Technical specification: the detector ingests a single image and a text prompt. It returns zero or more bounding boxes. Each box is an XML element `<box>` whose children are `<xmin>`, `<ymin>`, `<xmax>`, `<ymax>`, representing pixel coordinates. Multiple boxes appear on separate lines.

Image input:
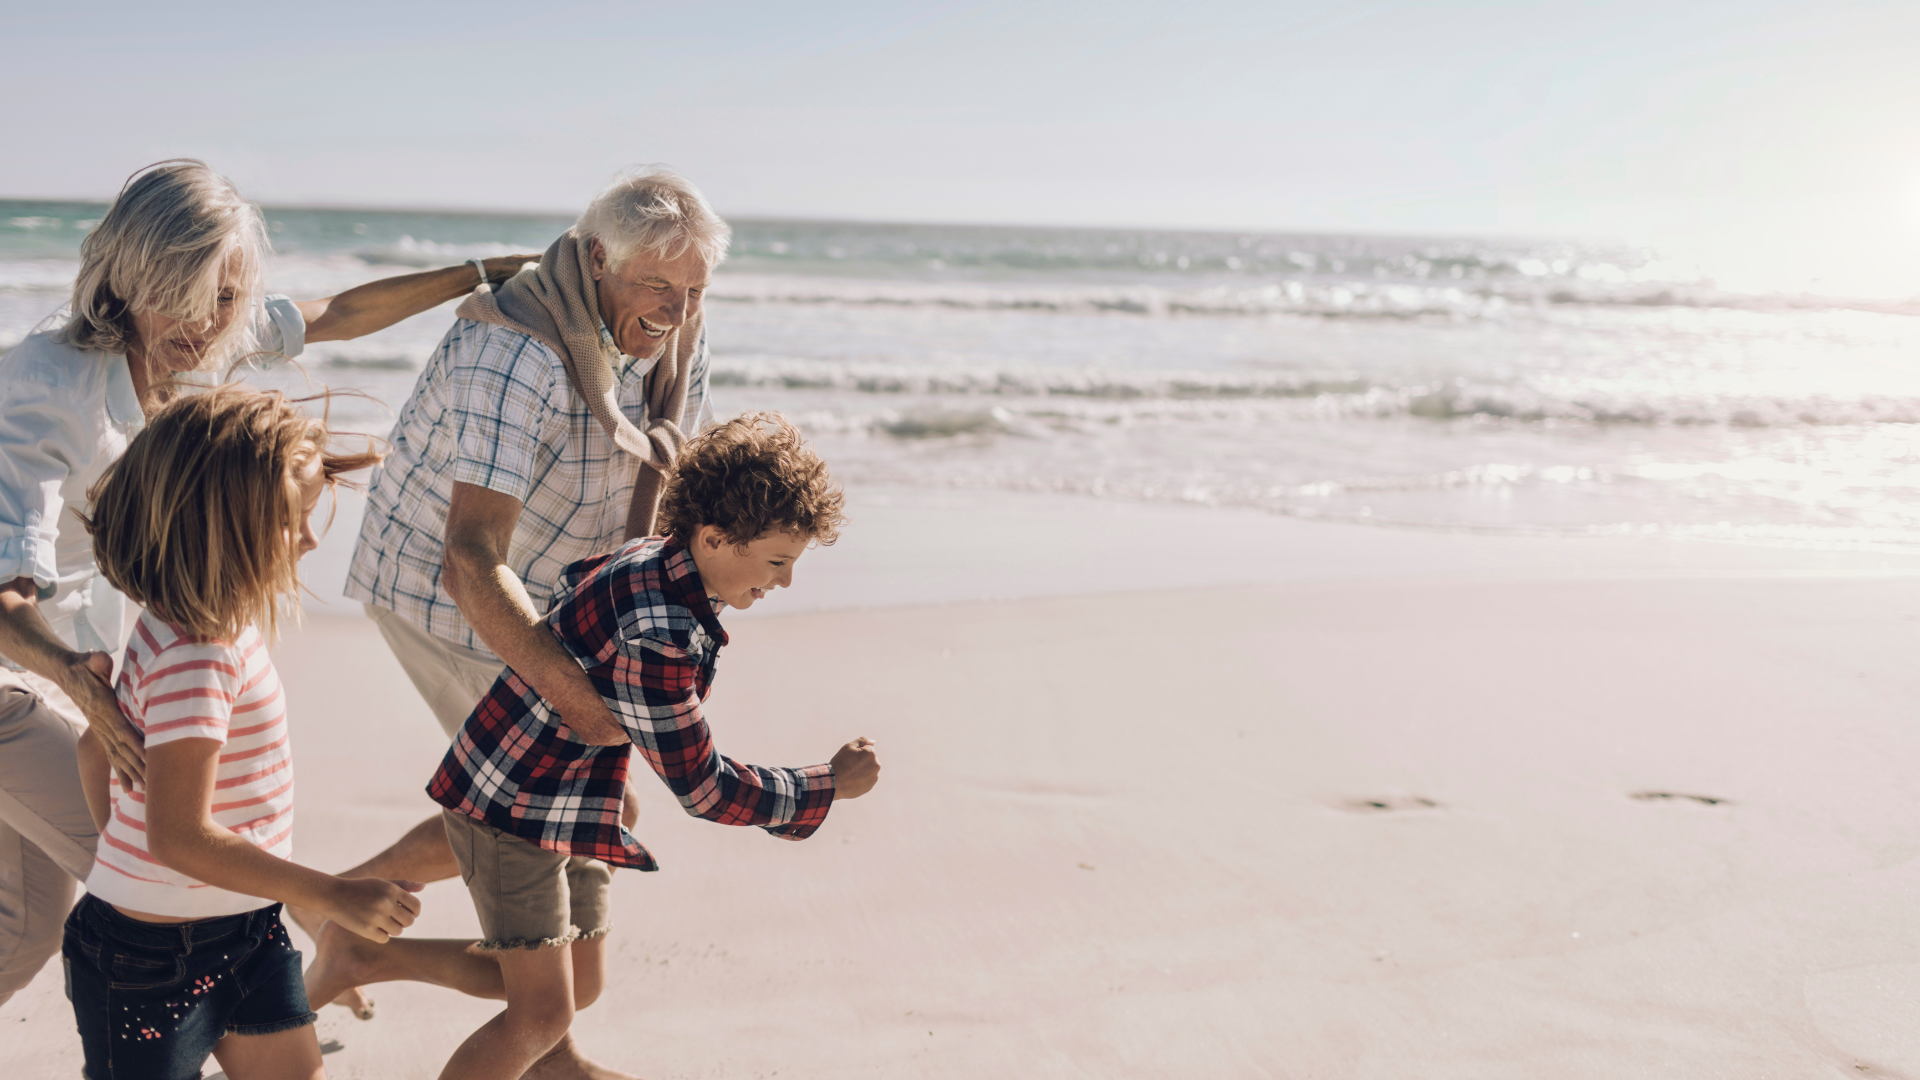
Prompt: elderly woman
<box><xmin>0</xmin><ymin>159</ymin><xmax>534</xmax><ymax>1006</ymax></box>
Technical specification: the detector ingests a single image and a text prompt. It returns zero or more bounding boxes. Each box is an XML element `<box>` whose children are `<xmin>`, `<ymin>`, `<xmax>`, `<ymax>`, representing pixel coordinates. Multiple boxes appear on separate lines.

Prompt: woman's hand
<box><xmin>480</xmin><ymin>254</ymin><xmax>540</xmax><ymax>284</ymax></box>
<box><xmin>324</xmin><ymin>878</ymin><xmax>423</xmax><ymax>944</ymax></box>
<box><xmin>63</xmin><ymin>651</ymin><xmax>145</xmax><ymax>790</ymax></box>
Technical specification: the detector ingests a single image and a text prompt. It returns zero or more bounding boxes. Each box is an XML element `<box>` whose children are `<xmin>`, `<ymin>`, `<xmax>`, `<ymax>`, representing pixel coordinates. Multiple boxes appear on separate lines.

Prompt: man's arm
<box><xmin>0</xmin><ymin>578</ymin><xmax>144</xmax><ymax>787</ymax></box>
<box><xmin>440</xmin><ymin>482</ymin><xmax>629</xmax><ymax>746</ymax></box>
<box><xmin>296</xmin><ymin>256</ymin><xmax>538</xmax><ymax>343</ymax></box>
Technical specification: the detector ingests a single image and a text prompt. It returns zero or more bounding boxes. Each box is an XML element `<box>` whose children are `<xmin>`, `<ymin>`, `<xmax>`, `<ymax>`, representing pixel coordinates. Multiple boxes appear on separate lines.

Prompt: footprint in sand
<box><xmin>1804</xmin><ymin>965</ymin><xmax>1920</xmax><ymax>1074</ymax></box>
<box><xmin>1629</xmin><ymin>790</ymin><xmax>1730</xmax><ymax>806</ymax></box>
<box><xmin>1337</xmin><ymin>796</ymin><xmax>1439</xmax><ymax>813</ymax></box>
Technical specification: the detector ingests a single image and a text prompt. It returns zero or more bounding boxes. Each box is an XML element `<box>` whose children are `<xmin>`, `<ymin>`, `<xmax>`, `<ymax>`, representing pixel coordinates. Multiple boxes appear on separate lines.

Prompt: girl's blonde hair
<box><xmin>81</xmin><ymin>386</ymin><xmax>382</xmax><ymax>643</ymax></box>
<box><xmin>61</xmin><ymin>159</ymin><xmax>269</xmax><ymax>365</ymax></box>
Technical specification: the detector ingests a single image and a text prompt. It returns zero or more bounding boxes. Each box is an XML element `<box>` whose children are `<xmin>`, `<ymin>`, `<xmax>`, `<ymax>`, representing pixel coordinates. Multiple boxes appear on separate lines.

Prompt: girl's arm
<box><xmin>75</xmin><ymin>728</ymin><xmax>111</xmax><ymax>833</ymax></box>
<box><xmin>143</xmin><ymin>738</ymin><xmax>421</xmax><ymax>942</ymax></box>
<box><xmin>296</xmin><ymin>256</ymin><xmax>539</xmax><ymax>343</ymax></box>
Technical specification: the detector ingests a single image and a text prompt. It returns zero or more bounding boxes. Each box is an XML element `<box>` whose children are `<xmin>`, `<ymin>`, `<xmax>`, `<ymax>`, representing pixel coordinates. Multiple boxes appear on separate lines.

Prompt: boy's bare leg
<box><xmin>438</xmin><ymin>947</ymin><xmax>577</xmax><ymax>1080</ymax></box>
<box><xmin>522</xmin><ymin>936</ymin><xmax>640</xmax><ymax>1080</ymax></box>
<box><xmin>211</xmin><ymin>1024</ymin><xmax>327</xmax><ymax>1080</ymax></box>
<box><xmin>291</xmin><ymin>796</ymin><xmax>638</xmax><ymax>1017</ymax></box>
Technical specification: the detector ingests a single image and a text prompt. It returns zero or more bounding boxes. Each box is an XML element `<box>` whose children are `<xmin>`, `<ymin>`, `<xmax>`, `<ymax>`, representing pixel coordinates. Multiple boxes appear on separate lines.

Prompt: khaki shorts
<box><xmin>366</xmin><ymin>605</ymin><xmax>506</xmax><ymax>739</ymax></box>
<box><xmin>442</xmin><ymin>810</ymin><xmax>611</xmax><ymax>951</ymax></box>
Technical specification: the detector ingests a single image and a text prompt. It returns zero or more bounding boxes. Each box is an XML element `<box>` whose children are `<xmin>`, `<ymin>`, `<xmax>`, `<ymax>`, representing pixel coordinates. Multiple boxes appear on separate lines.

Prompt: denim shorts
<box><xmin>62</xmin><ymin>894</ymin><xmax>315</xmax><ymax>1080</ymax></box>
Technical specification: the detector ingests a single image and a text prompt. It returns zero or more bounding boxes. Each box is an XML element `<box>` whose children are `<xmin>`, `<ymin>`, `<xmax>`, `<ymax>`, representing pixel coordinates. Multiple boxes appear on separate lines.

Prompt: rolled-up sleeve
<box><xmin>259</xmin><ymin>294</ymin><xmax>306</xmax><ymax>361</ymax></box>
<box><xmin>0</xmin><ymin>381</ymin><xmax>84</xmax><ymax>590</ymax></box>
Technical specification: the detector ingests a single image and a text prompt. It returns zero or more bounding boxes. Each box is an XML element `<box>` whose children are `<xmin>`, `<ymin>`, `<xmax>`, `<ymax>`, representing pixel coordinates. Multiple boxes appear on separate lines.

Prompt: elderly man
<box><xmin>318</xmin><ymin>167</ymin><xmax>725</xmax><ymax>1079</ymax></box>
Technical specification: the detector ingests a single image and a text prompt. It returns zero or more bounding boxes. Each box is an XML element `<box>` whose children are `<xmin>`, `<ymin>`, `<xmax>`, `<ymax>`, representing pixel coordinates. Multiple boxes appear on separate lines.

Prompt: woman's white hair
<box><xmin>574</xmin><ymin>166</ymin><xmax>730</xmax><ymax>270</ymax></box>
<box><xmin>61</xmin><ymin>159</ymin><xmax>268</xmax><ymax>365</ymax></box>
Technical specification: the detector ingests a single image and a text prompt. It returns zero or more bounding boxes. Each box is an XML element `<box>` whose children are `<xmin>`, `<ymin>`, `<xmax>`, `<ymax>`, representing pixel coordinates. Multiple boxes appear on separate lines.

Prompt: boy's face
<box><xmin>690</xmin><ymin>526</ymin><xmax>810</xmax><ymax>610</ymax></box>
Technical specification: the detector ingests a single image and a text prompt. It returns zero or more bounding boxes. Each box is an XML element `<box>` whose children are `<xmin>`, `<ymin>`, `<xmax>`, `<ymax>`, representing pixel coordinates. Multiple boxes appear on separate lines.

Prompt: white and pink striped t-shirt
<box><xmin>83</xmin><ymin>610</ymin><xmax>295</xmax><ymax>917</ymax></box>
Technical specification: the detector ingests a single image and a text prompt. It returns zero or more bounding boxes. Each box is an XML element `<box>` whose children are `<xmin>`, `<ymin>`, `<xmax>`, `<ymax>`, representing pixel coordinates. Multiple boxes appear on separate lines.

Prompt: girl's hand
<box><xmin>64</xmin><ymin>651</ymin><xmax>146</xmax><ymax>790</ymax></box>
<box><xmin>831</xmin><ymin>737</ymin><xmax>881</xmax><ymax>799</ymax></box>
<box><xmin>325</xmin><ymin>878</ymin><xmax>424</xmax><ymax>943</ymax></box>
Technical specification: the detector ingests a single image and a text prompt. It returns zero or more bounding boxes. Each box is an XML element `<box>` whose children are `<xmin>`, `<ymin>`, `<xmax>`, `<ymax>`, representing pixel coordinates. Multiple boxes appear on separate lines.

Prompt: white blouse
<box><xmin>0</xmin><ymin>299</ymin><xmax>304</xmax><ymax>662</ymax></box>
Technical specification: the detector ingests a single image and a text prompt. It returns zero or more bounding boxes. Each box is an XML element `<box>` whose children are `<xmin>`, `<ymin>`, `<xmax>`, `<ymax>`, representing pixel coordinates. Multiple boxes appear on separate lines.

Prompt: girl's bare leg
<box><xmin>305</xmin><ymin>918</ymin><xmax>506</xmax><ymax>1007</ymax></box>
<box><xmin>212</xmin><ymin>1024</ymin><xmax>326</xmax><ymax>1080</ymax></box>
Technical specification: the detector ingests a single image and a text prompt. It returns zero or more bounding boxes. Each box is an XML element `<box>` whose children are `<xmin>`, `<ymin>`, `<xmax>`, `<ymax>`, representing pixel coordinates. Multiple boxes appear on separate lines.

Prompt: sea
<box><xmin>5</xmin><ymin>200</ymin><xmax>1918</xmax><ymax>551</ymax></box>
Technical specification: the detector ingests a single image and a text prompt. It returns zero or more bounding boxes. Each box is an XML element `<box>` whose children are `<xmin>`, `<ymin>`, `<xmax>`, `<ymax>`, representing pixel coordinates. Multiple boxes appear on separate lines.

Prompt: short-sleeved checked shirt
<box><xmin>427</xmin><ymin>537</ymin><xmax>836</xmax><ymax>869</ymax></box>
<box><xmin>345</xmin><ymin>318</ymin><xmax>713</xmax><ymax>653</ymax></box>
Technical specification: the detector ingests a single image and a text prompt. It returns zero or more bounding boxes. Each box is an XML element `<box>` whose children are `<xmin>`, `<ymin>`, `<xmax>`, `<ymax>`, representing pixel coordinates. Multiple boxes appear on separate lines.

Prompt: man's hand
<box><xmin>560</xmin><ymin>706</ymin><xmax>631</xmax><ymax>747</ymax></box>
<box><xmin>831</xmin><ymin>737</ymin><xmax>881</xmax><ymax>799</ymax></box>
<box><xmin>324</xmin><ymin>878</ymin><xmax>423</xmax><ymax>944</ymax></box>
<box><xmin>64</xmin><ymin>651</ymin><xmax>145</xmax><ymax>790</ymax></box>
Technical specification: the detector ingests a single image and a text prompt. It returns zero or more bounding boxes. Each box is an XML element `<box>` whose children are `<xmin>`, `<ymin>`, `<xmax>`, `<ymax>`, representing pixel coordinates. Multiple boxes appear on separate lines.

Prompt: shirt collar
<box><xmin>599</xmin><ymin>320</ymin><xmax>660</xmax><ymax>381</ymax></box>
<box><xmin>660</xmin><ymin>539</ymin><xmax>730</xmax><ymax>646</ymax></box>
<box><xmin>105</xmin><ymin>355</ymin><xmax>144</xmax><ymax>428</ymax></box>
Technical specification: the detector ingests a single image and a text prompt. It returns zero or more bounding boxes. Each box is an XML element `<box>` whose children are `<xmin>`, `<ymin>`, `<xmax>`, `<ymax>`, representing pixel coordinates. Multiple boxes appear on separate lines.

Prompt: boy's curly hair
<box><xmin>657</xmin><ymin>411</ymin><xmax>844</xmax><ymax>546</ymax></box>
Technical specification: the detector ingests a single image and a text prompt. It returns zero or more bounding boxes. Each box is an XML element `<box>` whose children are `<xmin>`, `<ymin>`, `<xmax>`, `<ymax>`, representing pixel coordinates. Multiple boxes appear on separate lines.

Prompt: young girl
<box><xmin>66</xmin><ymin>385</ymin><xmax>419</xmax><ymax>1080</ymax></box>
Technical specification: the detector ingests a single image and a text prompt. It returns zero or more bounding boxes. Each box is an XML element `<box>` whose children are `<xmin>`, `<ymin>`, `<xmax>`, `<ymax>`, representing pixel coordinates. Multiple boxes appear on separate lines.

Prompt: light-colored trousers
<box><xmin>0</xmin><ymin>671</ymin><xmax>98</xmax><ymax>1008</ymax></box>
<box><xmin>365</xmin><ymin>605</ymin><xmax>506</xmax><ymax>739</ymax></box>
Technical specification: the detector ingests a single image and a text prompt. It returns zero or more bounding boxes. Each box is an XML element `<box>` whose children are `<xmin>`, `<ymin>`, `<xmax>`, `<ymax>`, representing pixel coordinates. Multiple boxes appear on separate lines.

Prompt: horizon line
<box><xmin>0</xmin><ymin>194</ymin><xmax>1588</xmax><ymax>247</ymax></box>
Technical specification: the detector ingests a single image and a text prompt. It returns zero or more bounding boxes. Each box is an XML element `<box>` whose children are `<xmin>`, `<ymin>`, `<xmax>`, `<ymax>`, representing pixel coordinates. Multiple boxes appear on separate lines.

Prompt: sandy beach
<box><xmin>6</xmin><ymin>489</ymin><xmax>1920</xmax><ymax>1078</ymax></box>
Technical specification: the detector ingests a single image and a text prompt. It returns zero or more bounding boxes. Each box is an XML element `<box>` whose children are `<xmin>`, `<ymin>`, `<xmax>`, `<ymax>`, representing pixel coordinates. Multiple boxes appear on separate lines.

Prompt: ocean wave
<box><xmin>713</xmin><ymin>359</ymin><xmax>1920</xmax><ymax>429</ymax></box>
<box><xmin>350</xmin><ymin>236</ymin><xmax>529</xmax><ymax>267</ymax></box>
<box><xmin>707</xmin><ymin>274</ymin><xmax>1920</xmax><ymax>321</ymax></box>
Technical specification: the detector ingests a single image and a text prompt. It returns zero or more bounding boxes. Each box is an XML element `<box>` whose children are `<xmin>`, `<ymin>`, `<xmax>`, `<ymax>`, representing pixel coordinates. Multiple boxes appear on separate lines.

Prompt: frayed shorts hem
<box><xmin>474</xmin><ymin>923</ymin><xmax>612</xmax><ymax>953</ymax></box>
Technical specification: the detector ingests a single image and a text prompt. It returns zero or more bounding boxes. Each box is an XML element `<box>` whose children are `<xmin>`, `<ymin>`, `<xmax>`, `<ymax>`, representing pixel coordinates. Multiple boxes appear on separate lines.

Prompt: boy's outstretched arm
<box><xmin>599</xmin><ymin>635</ymin><xmax>874</xmax><ymax>838</ymax></box>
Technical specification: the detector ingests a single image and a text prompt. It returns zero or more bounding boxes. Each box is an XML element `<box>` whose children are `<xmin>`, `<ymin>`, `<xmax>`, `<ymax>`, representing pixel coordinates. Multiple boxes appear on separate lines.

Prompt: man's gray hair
<box><xmin>574</xmin><ymin>166</ymin><xmax>731</xmax><ymax>270</ymax></box>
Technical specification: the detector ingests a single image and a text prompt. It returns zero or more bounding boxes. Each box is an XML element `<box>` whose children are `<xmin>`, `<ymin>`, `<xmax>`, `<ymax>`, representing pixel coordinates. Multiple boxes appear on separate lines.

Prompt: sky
<box><xmin>4</xmin><ymin>0</ymin><xmax>1918</xmax><ymax>256</ymax></box>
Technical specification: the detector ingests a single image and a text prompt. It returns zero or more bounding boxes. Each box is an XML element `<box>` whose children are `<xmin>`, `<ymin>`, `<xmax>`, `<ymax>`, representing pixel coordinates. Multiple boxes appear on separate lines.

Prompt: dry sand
<box><xmin>6</xmin><ymin>490</ymin><xmax>1920</xmax><ymax>1078</ymax></box>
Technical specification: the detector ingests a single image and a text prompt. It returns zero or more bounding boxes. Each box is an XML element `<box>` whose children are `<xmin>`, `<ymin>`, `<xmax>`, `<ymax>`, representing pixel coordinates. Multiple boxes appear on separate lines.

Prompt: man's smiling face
<box><xmin>589</xmin><ymin>238</ymin><xmax>713</xmax><ymax>360</ymax></box>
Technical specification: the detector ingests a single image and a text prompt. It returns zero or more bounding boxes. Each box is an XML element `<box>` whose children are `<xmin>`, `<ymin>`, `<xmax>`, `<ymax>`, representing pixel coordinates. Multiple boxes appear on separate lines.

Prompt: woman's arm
<box><xmin>143</xmin><ymin>738</ymin><xmax>421</xmax><ymax>941</ymax></box>
<box><xmin>0</xmin><ymin>579</ymin><xmax>144</xmax><ymax>788</ymax></box>
<box><xmin>75</xmin><ymin>729</ymin><xmax>111</xmax><ymax>832</ymax></box>
<box><xmin>296</xmin><ymin>255</ymin><xmax>539</xmax><ymax>343</ymax></box>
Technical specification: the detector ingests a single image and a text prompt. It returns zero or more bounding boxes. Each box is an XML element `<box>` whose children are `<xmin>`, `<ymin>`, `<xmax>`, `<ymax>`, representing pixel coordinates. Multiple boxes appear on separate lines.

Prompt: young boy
<box><xmin>426</xmin><ymin>411</ymin><xmax>881</xmax><ymax>1080</ymax></box>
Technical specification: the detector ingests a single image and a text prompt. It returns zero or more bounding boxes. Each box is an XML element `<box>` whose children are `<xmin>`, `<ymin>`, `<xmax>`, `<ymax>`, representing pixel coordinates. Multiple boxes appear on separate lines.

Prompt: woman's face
<box><xmin>127</xmin><ymin>250</ymin><xmax>245</xmax><ymax>375</ymax></box>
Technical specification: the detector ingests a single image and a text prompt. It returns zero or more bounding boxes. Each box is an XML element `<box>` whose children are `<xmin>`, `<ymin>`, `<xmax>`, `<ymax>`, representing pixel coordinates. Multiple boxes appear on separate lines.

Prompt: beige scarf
<box><xmin>455</xmin><ymin>231</ymin><xmax>700</xmax><ymax>540</ymax></box>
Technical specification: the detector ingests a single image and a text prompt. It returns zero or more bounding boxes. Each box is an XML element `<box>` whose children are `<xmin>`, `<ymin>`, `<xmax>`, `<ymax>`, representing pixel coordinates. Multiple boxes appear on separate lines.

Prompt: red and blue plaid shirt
<box><xmin>427</xmin><ymin>537</ymin><xmax>836</xmax><ymax>869</ymax></box>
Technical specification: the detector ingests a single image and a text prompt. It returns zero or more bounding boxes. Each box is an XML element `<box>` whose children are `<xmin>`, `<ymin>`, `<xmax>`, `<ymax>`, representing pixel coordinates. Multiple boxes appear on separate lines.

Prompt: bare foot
<box><xmin>521</xmin><ymin>1033</ymin><xmax>641</xmax><ymax>1080</ymax></box>
<box><xmin>302</xmin><ymin>919</ymin><xmax>378</xmax><ymax>1021</ymax></box>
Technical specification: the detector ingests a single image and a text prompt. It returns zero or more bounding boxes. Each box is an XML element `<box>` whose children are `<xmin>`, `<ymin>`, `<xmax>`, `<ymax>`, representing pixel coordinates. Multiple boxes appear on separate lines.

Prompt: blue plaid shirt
<box><xmin>345</xmin><ymin>317</ymin><xmax>712</xmax><ymax>653</ymax></box>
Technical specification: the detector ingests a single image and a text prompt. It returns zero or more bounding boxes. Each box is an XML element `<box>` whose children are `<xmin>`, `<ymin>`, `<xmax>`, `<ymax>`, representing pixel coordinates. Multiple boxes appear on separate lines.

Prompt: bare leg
<box><xmin>211</xmin><ymin>1024</ymin><xmax>326</xmax><ymax>1080</ymax></box>
<box><xmin>305</xmin><ymin>918</ymin><xmax>507</xmax><ymax>1007</ymax></box>
<box><xmin>437</xmin><ymin>947</ymin><xmax>576</xmax><ymax>1080</ymax></box>
<box><xmin>522</xmin><ymin>937</ymin><xmax>641</xmax><ymax>1080</ymax></box>
<box><xmin>287</xmin><ymin>812</ymin><xmax>461</xmax><ymax>1017</ymax></box>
